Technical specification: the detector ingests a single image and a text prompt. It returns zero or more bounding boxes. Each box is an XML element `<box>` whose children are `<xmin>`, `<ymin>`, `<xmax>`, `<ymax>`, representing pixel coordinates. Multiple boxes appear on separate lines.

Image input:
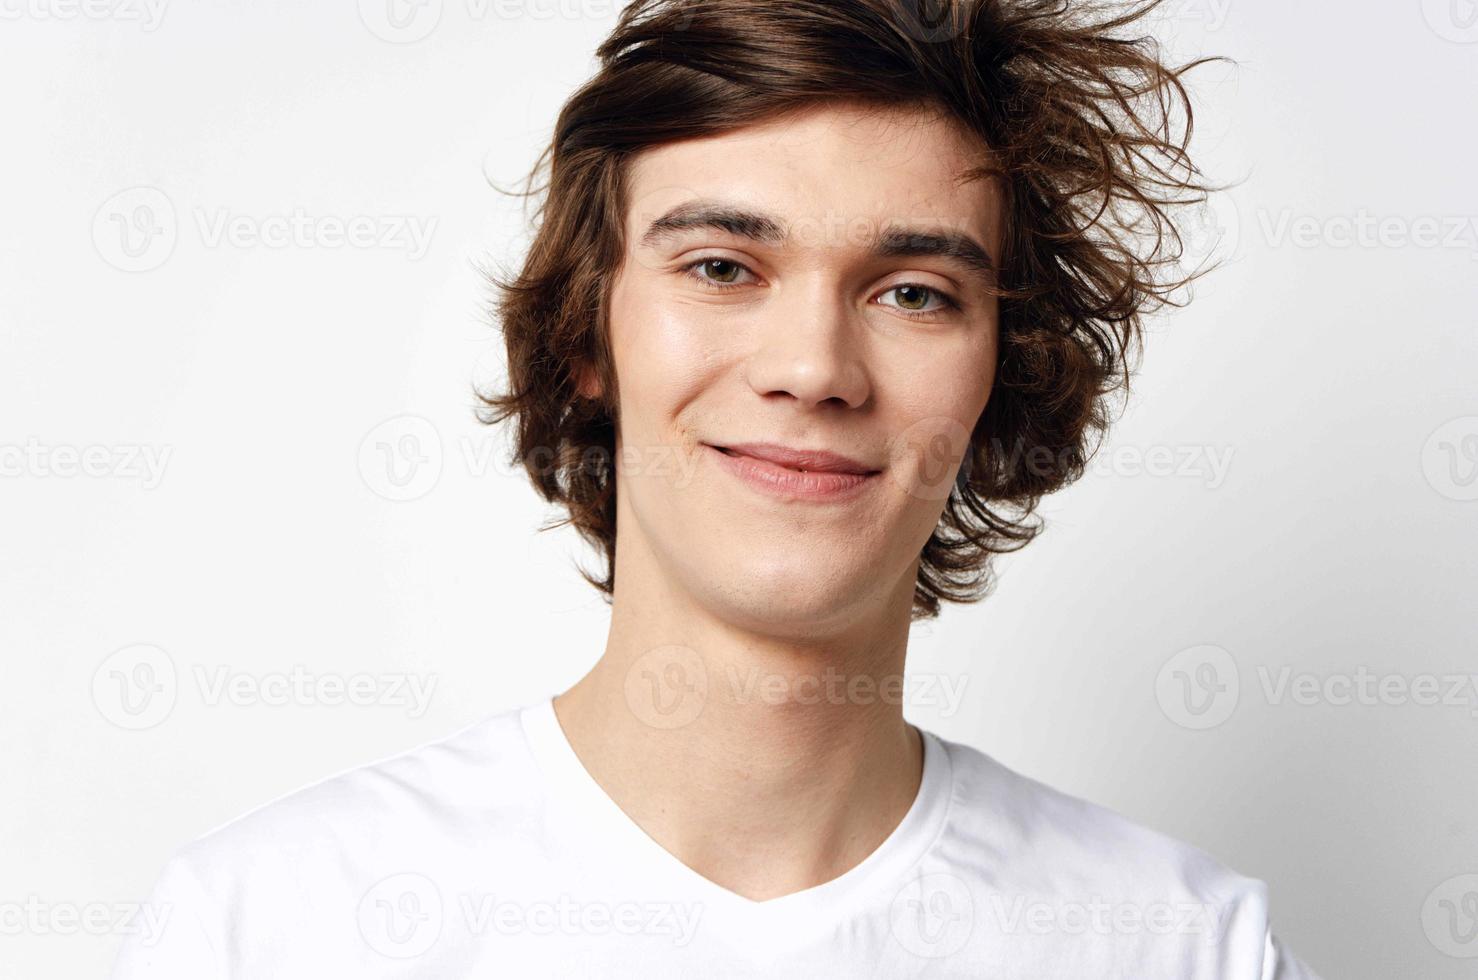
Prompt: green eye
<box><xmin>684</xmin><ymin>257</ymin><xmax>751</xmax><ymax>287</ymax></box>
<box><xmin>699</xmin><ymin>259</ymin><xmax>742</xmax><ymax>284</ymax></box>
<box><xmin>880</xmin><ymin>284</ymin><xmax>956</xmax><ymax>315</ymax></box>
<box><xmin>894</xmin><ymin>285</ymin><xmax>932</xmax><ymax>310</ymax></box>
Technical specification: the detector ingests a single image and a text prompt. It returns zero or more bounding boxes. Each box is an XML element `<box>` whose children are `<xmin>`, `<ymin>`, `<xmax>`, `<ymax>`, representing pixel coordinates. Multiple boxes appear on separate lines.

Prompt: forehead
<box><xmin>623</xmin><ymin>101</ymin><xmax>1000</xmax><ymax>253</ymax></box>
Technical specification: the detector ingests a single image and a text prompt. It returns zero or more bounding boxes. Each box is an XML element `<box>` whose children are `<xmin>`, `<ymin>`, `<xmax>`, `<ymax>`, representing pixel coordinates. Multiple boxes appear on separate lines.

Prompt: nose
<box><xmin>742</xmin><ymin>276</ymin><xmax>871</xmax><ymax>410</ymax></box>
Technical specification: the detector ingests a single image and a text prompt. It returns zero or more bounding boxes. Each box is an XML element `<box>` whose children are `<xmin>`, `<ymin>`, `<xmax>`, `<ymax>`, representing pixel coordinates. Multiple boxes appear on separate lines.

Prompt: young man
<box><xmin>113</xmin><ymin>1</ymin><xmax>1322</xmax><ymax>976</ymax></box>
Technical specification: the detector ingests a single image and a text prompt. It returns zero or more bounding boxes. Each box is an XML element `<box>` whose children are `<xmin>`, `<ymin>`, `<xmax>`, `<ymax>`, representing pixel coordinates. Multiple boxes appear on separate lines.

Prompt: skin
<box><xmin>554</xmin><ymin>99</ymin><xmax>1002</xmax><ymax>901</ymax></box>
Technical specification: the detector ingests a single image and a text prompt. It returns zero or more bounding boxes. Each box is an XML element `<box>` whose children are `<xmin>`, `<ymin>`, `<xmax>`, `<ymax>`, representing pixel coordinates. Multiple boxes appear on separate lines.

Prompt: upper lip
<box><xmin>708</xmin><ymin>442</ymin><xmax>880</xmax><ymax>475</ymax></box>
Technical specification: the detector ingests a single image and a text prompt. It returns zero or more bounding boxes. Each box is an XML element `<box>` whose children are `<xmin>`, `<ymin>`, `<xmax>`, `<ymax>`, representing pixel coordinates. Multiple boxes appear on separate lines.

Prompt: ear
<box><xmin>573</xmin><ymin>362</ymin><xmax>603</xmax><ymax>401</ymax></box>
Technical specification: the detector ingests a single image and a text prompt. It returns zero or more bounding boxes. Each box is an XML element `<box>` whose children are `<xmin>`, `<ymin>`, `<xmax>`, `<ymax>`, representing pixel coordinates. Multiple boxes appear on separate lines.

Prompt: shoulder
<box><xmin>170</xmin><ymin>704</ymin><xmax>543</xmax><ymax>889</ymax></box>
<box><xmin>926</xmin><ymin>731</ymin><xmax>1278</xmax><ymax>960</ymax></box>
<box><xmin>114</xmin><ymin>704</ymin><xmax>552</xmax><ymax>977</ymax></box>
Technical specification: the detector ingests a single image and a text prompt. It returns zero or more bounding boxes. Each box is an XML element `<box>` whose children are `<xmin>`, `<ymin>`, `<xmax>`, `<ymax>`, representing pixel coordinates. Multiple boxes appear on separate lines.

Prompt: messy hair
<box><xmin>478</xmin><ymin>0</ymin><xmax>1225</xmax><ymax>620</ymax></box>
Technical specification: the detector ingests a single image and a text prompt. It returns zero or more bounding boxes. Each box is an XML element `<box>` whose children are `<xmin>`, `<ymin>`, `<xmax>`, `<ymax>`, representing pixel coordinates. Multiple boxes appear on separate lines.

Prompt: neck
<box><xmin>553</xmin><ymin>534</ymin><xmax>925</xmax><ymax>901</ymax></box>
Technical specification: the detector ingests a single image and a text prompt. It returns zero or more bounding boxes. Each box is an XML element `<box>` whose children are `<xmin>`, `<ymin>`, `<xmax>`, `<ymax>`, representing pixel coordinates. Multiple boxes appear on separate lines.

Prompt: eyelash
<box><xmin>678</xmin><ymin>256</ymin><xmax>961</xmax><ymax>320</ymax></box>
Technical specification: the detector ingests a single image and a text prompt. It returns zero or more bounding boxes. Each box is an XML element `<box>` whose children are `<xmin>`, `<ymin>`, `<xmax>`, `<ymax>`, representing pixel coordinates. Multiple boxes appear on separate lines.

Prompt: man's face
<box><xmin>601</xmin><ymin>100</ymin><xmax>1001</xmax><ymax>635</ymax></box>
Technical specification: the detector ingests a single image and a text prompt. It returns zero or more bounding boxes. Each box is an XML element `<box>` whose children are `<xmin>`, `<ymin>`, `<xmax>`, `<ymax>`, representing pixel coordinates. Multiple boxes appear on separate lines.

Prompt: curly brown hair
<box><xmin>477</xmin><ymin>0</ymin><xmax>1225</xmax><ymax>620</ymax></box>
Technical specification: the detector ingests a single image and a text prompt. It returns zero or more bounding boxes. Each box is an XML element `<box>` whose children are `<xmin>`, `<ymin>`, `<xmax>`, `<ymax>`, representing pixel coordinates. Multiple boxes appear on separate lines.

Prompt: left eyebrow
<box><xmin>639</xmin><ymin>200</ymin><xmax>996</xmax><ymax>285</ymax></box>
<box><xmin>874</xmin><ymin>225</ymin><xmax>996</xmax><ymax>279</ymax></box>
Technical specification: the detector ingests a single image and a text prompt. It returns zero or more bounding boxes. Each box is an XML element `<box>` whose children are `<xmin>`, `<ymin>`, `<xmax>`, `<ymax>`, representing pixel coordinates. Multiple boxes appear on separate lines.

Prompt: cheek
<box><xmin>608</xmin><ymin>275</ymin><xmax>726</xmax><ymax>445</ymax></box>
<box><xmin>881</xmin><ymin>333</ymin><xmax>996</xmax><ymax>504</ymax></box>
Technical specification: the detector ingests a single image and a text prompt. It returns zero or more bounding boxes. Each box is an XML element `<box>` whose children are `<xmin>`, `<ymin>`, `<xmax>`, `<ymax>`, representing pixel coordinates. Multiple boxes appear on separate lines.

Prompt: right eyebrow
<box><xmin>639</xmin><ymin>201</ymin><xmax>788</xmax><ymax>249</ymax></box>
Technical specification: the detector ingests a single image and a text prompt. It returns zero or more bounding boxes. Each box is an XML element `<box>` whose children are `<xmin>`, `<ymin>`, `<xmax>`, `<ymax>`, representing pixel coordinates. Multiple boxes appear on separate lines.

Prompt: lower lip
<box><xmin>706</xmin><ymin>445</ymin><xmax>878</xmax><ymax>502</ymax></box>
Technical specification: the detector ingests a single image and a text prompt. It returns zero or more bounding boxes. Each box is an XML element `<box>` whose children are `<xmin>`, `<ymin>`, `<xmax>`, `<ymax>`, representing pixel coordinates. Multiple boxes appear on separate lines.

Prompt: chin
<box><xmin>701</xmin><ymin>559</ymin><xmax>884</xmax><ymax>637</ymax></box>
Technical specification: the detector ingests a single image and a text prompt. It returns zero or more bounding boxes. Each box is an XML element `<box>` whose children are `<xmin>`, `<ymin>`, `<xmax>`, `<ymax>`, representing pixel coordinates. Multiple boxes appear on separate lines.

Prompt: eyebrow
<box><xmin>639</xmin><ymin>200</ymin><xmax>996</xmax><ymax>282</ymax></box>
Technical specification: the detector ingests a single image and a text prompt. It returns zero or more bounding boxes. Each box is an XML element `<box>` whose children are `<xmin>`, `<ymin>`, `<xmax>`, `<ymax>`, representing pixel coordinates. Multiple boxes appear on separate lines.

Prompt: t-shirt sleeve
<box><xmin>109</xmin><ymin>852</ymin><xmax>227</xmax><ymax>980</ymax></box>
<box><xmin>1262</xmin><ymin>927</ymin><xmax>1323</xmax><ymax>980</ymax></box>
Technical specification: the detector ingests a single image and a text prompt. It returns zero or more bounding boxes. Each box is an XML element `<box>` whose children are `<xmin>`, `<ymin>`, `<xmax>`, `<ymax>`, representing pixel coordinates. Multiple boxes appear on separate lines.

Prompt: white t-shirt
<box><xmin>110</xmin><ymin>697</ymin><xmax>1321</xmax><ymax>978</ymax></box>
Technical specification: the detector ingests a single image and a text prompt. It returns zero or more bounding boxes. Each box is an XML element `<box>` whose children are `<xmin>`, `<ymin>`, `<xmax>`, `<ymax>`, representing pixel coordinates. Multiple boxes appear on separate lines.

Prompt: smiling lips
<box><xmin>706</xmin><ymin>441</ymin><xmax>881</xmax><ymax>500</ymax></box>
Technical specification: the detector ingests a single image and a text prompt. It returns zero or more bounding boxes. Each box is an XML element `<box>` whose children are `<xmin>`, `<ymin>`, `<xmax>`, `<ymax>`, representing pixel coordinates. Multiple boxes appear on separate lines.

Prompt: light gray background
<box><xmin>3</xmin><ymin>2</ymin><xmax>1476</xmax><ymax>977</ymax></box>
